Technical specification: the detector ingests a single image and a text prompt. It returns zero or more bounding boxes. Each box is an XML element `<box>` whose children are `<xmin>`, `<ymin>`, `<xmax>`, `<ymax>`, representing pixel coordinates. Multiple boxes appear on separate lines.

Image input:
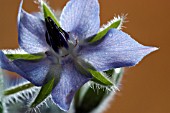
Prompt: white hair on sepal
<box><xmin>113</xmin><ymin>13</ymin><xmax>128</xmax><ymax>29</ymax></box>
<box><xmin>34</xmin><ymin>0</ymin><xmax>48</xmax><ymax>13</ymax></box>
<box><xmin>35</xmin><ymin>0</ymin><xmax>59</xmax><ymax>19</ymax></box>
<box><xmin>89</xmin><ymin>69</ymin><xmax>124</xmax><ymax>113</ymax></box>
<box><xmin>34</xmin><ymin>0</ymin><xmax>47</xmax><ymax>5</ymax></box>
<box><xmin>28</xmin><ymin>95</ymin><xmax>73</xmax><ymax>113</ymax></box>
<box><xmin>2</xmin><ymin>48</ymin><xmax>28</xmax><ymax>54</ymax></box>
<box><xmin>88</xmin><ymin>80</ymin><xmax>119</xmax><ymax>94</ymax></box>
<box><xmin>25</xmin><ymin>107</ymin><xmax>41</xmax><ymax>113</ymax></box>
<box><xmin>4</xmin><ymin>86</ymin><xmax>39</xmax><ymax>104</ymax></box>
<box><xmin>86</xmin><ymin>81</ymin><xmax>120</xmax><ymax>113</ymax></box>
<box><xmin>1</xmin><ymin>70</ymin><xmax>39</xmax><ymax>112</ymax></box>
<box><xmin>28</xmin><ymin>95</ymin><xmax>52</xmax><ymax>112</ymax></box>
<box><xmin>88</xmin><ymin>71</ymin><xmax>120</xmax><ymax>93</ymax></box>
<box><xmin>99</xmin><ymin>13</ymin><xmax>128</xmax><ymax>32</ymax></box>
<box><xmin>3</xmin><ymin>86</ymin><xmax>40</xmax><ymax>113</ymax></box>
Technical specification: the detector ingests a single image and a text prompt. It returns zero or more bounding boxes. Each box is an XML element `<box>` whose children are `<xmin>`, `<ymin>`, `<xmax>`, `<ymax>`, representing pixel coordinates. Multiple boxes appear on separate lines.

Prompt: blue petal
<box><xmin>78</xmin><ymin>29</ymin><xmax>158</xmax><ymax>71</ymax></box>
<box><xmin>0</xmin><ymin>51</ymin><xmax>24</xmax><ymax>76</ymax></box>
<box><xmin>13</xmin><ymin>58</ymin><xmax>51</xmax><ymax>86</ymax></box>
<box><xmin>0</xmin><ymin>51</ymin><xmax>28</xmax><ymax>87</ymax></box>
<box><xmin>18</xmin><ymin>0</ymin><xmax>49</xmax><ymax>54</ymax></box>
<box><xmin>31</xmin><ymin>12</ymin><xmax>44</xmax><ymax>20</ymax></box>
<box><xmin>60</xmin><ymin>0</ymin><xmax>100</xmax><ymax>39</ymax></box>
<box><xmin>51</xmin><ymin>58</ymin><xmax>91</xmax><ymax>111</ymax></box>
<box><xmin>0</xmin><ymin>51</ymin><xmax>51</xmax><ymax>86</ymax></box>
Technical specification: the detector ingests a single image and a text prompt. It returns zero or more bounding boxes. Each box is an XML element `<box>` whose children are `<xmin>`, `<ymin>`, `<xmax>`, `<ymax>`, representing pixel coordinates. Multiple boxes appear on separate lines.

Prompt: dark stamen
<box><xmin>45</xmin><ymin>17</ymin><xmax>69</xmax><ymax>53</ymax></box>
<box><xmin>45</xmin><ymin>31</ymin><xmax>51</xmax><ymax>46</ymax></box>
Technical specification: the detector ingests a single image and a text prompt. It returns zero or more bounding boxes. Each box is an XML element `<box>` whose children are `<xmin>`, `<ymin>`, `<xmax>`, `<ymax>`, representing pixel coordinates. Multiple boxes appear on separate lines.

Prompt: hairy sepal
<box><xmin>88</xmin><ymin>14</ymin><xmax>127</xmax><ymax>43</ymax></box>
<box><xmin>31</xmin><ymin>77</ymin><xmax>55</xmax><ymax>108</ymax></box>
<box><xmin>88</xmin><ymin>69</ymin><xmax>113</xmax><ymax>86</ymax></box>
<box><xmin>3</xmin><ymin>49</ymin><xmax>44</xmax><ymax>61</ymax></box>
<box><xmin>74</xmin><ymin>68</ymin><xmax>124</xmax><ymax>113</ymax></box>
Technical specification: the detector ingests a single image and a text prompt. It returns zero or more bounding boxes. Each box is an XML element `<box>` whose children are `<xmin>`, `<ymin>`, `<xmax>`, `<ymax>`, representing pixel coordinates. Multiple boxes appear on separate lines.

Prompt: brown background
<box><xmin>0</xmin><ymin>0</ymin><xmax>169</xmax><ymax>113</ymax></box>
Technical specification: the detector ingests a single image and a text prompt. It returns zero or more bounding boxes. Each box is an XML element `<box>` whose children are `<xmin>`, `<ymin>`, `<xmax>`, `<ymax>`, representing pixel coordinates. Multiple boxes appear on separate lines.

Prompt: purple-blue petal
<box><xmin>51</xmin><ymin>58</ymin><xmax>91</xmax><ymax>111</ymax></box>
<box><xmin>60</xmin><ymin>0</ymin><xmax>100</xmax><ymax>40</ymax></box>
<box><xmin>18</xmin><ymin>0</ymin><xmax>49</xmax><ymax>54</ymax></box>
<box><xmin>0</xmin><ymin>51</ymin><xmax>24</xmax><ymax>76</ymax></box>
<box><xmin>31</xmin><ymin>12</ymin><xmax>44</xmax><ymax>20</ymax></box>
<box><xmin>13</xmin><ymin>58</ymin><xmax>51</xmax><ymax>86</ymax></box>
<box><xmin>78</xmin><ymin>29</ymin><xmax>158</xmax><ymax>71</ymax></box>
<box><xmin>0</xmin><ymin>51</ymin><xmax>30</xmax><ymax>87</ymax></box>
<box><xmin>0</xmin><ymin>50</ymin><xmax>51</xmax><ymax>86</ymax></box>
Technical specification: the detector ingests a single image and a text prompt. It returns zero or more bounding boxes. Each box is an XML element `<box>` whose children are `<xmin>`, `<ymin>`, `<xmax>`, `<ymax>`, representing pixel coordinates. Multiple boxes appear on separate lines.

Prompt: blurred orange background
<box><xmin>0</xmin><ymin>0</ymin><xmax>169</xmax><ymax>113</ymax></box>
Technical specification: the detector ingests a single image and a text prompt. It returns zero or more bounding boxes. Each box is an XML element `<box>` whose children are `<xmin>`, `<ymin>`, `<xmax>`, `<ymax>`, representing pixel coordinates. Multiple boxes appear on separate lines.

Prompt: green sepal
<box><xmin>31</xmin><ymin>78</ymin><xmax>55</xmax><ymax>108</ymax></box>
<box><xmin>5</xmin><ymin>54</ymin><xmax>43</xmax><ymax>61</ymax></box>
<box><xmin>42</xmin><ymin>1</ymin><xmax>60</xmax><ymax>27</ymax></box>
<box><xmin>88</xmin><ymin>69</ymin><xmax>113</xmax><ymax>86</ymax></box>
<box><xmin>4</xmin><ymin>83</ymin><xmax>34</xmax><ymax>96</ymax></box>
<box><xmin>74</xmin><ymin>68</ymin><xmax>124</xmax><ymax>113</ymax></box>
<box><xmin>89</xmin><ymin>20</ymin><xmax>121</xmax><ymax>43</ymax></box>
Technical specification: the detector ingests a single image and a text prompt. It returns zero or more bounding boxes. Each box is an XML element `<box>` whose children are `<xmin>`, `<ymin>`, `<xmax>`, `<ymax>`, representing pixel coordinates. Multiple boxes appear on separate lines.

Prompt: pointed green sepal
<box><xmin>4</xmin><ymin>83</ymin><xmax>34</xmax><ymax>96</ymax></box>
<box><xmin>89</xmin><ymin>20</ymin><xmax>121</xmax><ymax>43</ymax></box>
<box><xmin>31</xmin><ymin>77</ymin><xmax>55</xmax><ymax>108</ymax></box>
<box><xmin>75</xmin><ymin>68</ymin><xmax>124</xmax><ymax>113</ymax></box>
<box><xmin>41</xmin><ymin>1</ymin><xmax>60</xmax><ymax>27</ymax></box>
<box><xmin>88</xmin><ymin>69</ymin><xmax>113</xmax><ymax>86</ymax></box>
<box><xmin>5</xmin><ymin>54</ymin><xmax>43</xmax><ymax>61</ymax></box>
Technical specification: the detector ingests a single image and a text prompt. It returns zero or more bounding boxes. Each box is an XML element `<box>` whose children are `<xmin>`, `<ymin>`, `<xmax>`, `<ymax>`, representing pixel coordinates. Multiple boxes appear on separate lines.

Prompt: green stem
<box><xmin>4</xmin><ymin>83</ymin><xmax>35</xmax><ymax>96</ymax></box>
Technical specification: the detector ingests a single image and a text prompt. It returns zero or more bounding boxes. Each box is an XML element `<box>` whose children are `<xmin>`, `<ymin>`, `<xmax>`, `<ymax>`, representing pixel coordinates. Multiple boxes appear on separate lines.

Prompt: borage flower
<box><xmin>0</xmin><ymin>0</ymin><xmax>157</xmax><ymax>111</ymax></box>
